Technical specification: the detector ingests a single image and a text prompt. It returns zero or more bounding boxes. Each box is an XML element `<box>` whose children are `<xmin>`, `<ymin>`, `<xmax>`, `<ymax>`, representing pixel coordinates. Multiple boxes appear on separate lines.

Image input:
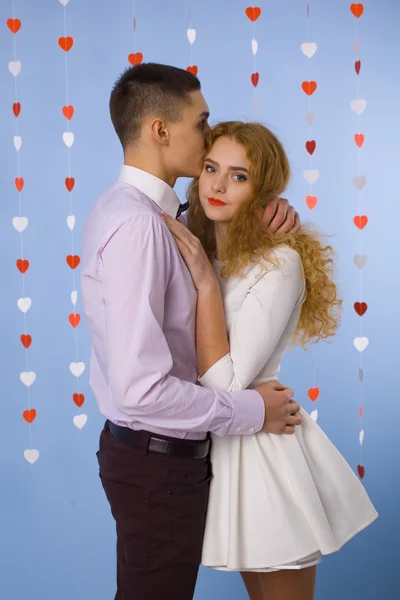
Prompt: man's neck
<box><xmin>123</xmin><ymin>152</ymin><xmax>177</xmax><ymax>189</ymax></box>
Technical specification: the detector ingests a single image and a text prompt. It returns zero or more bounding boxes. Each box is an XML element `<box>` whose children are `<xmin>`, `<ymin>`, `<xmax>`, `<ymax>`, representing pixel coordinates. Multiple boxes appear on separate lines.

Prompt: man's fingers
<box><xmin>276</xmin><ymin>205</ymin><xmax>296</xmax><ymax>234</ymax></box>
<box><xmin>268</xmin><ymin>198</ymin><xmax>289</xmax><ymax>232</ymax></box>
<box><xmin>286</xmin><ymin>414</ymin><xmax>302</xmax><ymax>427</ymax></box>
<box><xmin>287</xmin><ymin>401</ymin><xmax>301</xmax><ymax>414</ymax></box>
<box><xmin>284</xmin><ymin>425</ymin><xmax>296</xmax><ymax>435</ymax></box>
<box><xmin>261</xmin><ymin>197</ymin><xmax>279</xmax><ymax>225</ymax></box>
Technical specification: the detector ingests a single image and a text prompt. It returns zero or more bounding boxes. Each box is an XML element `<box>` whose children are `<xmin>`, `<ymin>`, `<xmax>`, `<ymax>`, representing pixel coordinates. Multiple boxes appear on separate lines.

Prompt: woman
<box><xmin>161</xmin><ymin>121</ymin><xmax>378</xmax><ymax>600</ymax></box>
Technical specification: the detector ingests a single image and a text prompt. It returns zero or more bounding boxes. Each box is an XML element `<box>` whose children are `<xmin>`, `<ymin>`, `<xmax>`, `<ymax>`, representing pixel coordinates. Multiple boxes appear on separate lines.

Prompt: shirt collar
<box><xmin>118</xmin><ymin>165</ymin><xmax>180</xmax><ymax>218</ymax></box>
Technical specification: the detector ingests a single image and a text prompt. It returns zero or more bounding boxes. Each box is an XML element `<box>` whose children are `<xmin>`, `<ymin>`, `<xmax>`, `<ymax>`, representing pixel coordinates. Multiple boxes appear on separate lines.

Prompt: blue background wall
<box><xmin>1</xmin><ymin>1</ymin><xmax>398</xmax><ymax>598</ymax></box>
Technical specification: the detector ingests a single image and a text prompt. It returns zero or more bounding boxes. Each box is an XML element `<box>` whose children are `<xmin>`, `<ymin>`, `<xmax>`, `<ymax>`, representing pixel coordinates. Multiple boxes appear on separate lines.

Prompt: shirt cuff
<box><xmin>225</xmin><ymin>388</ymin><xmax>265</xmax><ymax>435</ymax></box>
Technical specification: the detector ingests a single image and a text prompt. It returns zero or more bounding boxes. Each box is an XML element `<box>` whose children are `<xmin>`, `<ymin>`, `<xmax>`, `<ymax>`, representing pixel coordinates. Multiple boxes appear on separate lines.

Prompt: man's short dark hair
<box><xmin>109</xmin><ymin>63</ymin><xmax>201</xmax><ymax>148</ymax></box>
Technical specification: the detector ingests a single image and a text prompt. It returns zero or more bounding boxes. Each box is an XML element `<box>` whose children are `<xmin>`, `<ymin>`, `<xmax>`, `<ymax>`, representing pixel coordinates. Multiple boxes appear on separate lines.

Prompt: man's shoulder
<box><xmin>81</xmin><ymin>181</ymin><xmax>166</xmax><ymax>262</ymax></box>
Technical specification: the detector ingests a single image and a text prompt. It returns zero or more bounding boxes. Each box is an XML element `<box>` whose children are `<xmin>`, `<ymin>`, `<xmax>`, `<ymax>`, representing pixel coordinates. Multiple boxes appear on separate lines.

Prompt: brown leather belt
<box><xmin>107</xmin><ymin>421</ymin><xmax>210</xmax><ymax>459</ymax></box>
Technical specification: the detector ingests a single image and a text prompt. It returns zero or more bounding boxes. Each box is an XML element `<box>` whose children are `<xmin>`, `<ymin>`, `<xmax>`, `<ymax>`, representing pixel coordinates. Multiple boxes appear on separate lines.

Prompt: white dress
<box><xmin>199</xmin><ymin>246</ymin><xmax>378</xmax><ymax>572</ymax></box>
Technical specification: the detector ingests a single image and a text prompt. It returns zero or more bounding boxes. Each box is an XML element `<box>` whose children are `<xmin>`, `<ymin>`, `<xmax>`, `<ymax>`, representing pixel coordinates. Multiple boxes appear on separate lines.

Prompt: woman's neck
<box><xmin>214</xmin><ymin>222</ymin><xmax>230</xmax><ymax>261</ymax></box>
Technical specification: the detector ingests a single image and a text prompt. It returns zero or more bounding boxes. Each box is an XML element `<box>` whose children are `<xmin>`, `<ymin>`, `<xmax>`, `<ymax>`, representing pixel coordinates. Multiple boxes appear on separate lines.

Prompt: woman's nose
<box><xmin>211</xmin><ymin>175</ymin><xmax>226</xmax><ymax>193</ymax></box>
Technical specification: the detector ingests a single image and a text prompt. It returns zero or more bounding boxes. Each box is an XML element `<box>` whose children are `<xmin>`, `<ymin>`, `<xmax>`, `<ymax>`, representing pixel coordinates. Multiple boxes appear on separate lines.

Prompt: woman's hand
<box><xmin>160</xmin><ymin>212</ymin><xmax>218</xmax><ymax>291</ymax></box>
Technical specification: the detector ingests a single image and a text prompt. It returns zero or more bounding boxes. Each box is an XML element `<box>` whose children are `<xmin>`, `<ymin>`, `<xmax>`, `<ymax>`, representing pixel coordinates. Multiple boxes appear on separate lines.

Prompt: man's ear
<box><xmin>150</xmin><ymin>118</ymin><xmax>170</xmax><ymax>146</ymax></box>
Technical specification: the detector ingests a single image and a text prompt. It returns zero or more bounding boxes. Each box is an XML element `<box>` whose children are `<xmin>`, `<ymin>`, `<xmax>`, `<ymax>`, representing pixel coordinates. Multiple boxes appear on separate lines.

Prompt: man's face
<box><xmin>167</xmin><ymin>90</ymin><xmax>211</xmax><ymax>179</ymax></box>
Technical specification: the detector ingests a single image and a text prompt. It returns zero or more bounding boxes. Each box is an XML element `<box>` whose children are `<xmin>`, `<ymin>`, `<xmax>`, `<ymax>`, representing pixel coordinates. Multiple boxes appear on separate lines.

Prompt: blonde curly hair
<box><xmin>187</xmin><ymin>121</ymin><xmax>342</xmax><ymax>348</ymax></box>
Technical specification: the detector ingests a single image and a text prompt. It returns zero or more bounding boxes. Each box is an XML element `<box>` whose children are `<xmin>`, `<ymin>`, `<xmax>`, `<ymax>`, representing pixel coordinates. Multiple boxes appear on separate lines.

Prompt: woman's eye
<box><xmin>205</xmin><ymin>165</ymin><xmax>215</xmax><ymax>173</ymax></box>
<box><xmin>234</xmin><ymin>174</ymin><xmax>247</xmax><ymax>182</ymax></box>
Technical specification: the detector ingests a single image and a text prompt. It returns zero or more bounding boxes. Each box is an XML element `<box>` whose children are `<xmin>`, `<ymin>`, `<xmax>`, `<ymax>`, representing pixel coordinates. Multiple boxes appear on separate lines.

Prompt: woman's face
<box><xmin>198</xmin><ymin>136</ymin><xmax>254</xmax><ymax>223</ymax></box>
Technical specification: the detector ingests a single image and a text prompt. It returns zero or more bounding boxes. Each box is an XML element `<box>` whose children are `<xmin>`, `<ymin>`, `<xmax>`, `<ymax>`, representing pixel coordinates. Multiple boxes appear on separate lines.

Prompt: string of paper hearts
<box><xmin>128</xmin><ymin>1</ymin><xmax>143</xmax><ymax>68</ymax></box>
<box><xmin>7</xmin><ymin>12</ymin><xmax>39</xmax><ymax>465</ymax></box>
<box><xmin>245</xmin><ymin>5</ymin><xmax>261</xmax><ymax>113</ymax></box>
<box><xmin>58</xmin><ymin>0</ymin><xmax>87</xmax><ymax>431</ymax></box>
<box><xmin>350</xmin><ymin>2</ymin><xmax>367</xmax><ymax>480</ymax></box>
<box><xmin>301</xmin><ymin>5</ymin><xmax>319</xmax><ymax>423</ymax></box>
<box><xmin>186</xmin><ymin>1</ymin><xmax>198</xmax><ymax>77</ymax></box>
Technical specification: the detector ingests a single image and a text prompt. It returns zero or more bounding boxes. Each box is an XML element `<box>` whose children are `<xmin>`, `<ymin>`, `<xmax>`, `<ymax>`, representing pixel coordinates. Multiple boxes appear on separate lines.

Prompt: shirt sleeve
<box><xmin>198</xmin><ymin>247</ymin><xmax>305</xmax><ymax>392</ymax></box>
<box><xmin>101</xmin><ymin>214</ymin><xmax>265</xmax><ymax>436</ymax></box>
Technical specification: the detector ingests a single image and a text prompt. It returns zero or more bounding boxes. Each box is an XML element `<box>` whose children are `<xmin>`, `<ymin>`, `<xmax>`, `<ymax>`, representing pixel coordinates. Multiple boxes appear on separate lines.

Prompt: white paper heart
<box><xmin>305</xmin><ymin>112</ymin><xmax>315</xmax><ymax>126</ymax></box>
<box><xmin>351</xmin><ymin>99</ymin><xmax>367</xmax><ymax>115</ymax></box>
<box><xmin>252</xmin><ymin>39</ymin><xmax>258</xmax><ymax>55</ymax></box>
<box><xmin>353</xmin><ymin>40</ymin><xmax>362</xmax><ymax>55</ymax></box>
<box><xmin>354</xmin><ymin>337</ymin><xmax>369</xmax><ymax>352</ymax></box>
<box><xmin>73</xmin><ymin>414</ymin><xmax>88</xmax><ymax>429</ymax></box>
<box><xmin>59</xmin><ymin>0</ymin><xmax>70</xmax><ymax>5</ymax></box>
<box><xmin>354</xmin><ymin>254</ymin><xmax>368</xmax><ymax>269</ymax></box>
<box><xmin>353</xmin><ymin>175</ymin><xmax>366</xmax><ymax>190</ymax></box>
<box><xmin>359</xmin><ymin>367</ymin><xmax>364</xmax><ymax>382</ymax></box>
<box><xmin>63</xmin><ymin>132</ymin><xmax>74</xmax><ymax>148</ymax></box>
<box><xmin>303</xmin><ymin>169</ymin><xmax>319</xmax><ymax>185</ymax></box>
<box><xmin>67</xmin><ymin>215</ymin><xmax>75</xmax><ymax>230</ymax></box>
<box><xmin>253</xmin><ymin>100</ymin><xmax>259</xmax><ymax>113</ymax></box>
<box><xmin>71</xmin><ymin>290</ymin><xmax>78</xmax><ymax>306</ymax></box>
<box><xmin>187</xmin><ymin>28</ymin><xmax>196</xmax><ymax>44</ymax></box>
<box><xmin>301</xmin><ymin>42</ymin><xmax>317</xmax><ymax>58</ymax></box>
<box><xmin>70</xmin><ymin>362</ymin><xmax>85</xmax><ymax>377</ymax></box>
<box><xmin>9</xmin><ymin>60</ymin><xmax>21</xmax><ymax>77</ymax></box>
<box><xmin>24</xmin><ymin>449</ymin><xmax>40</xmax><ymax>464</ymax></box>
<box><xmin>310</xmin><ymin>410</ymin><xmax>318</xmax><ymax>422</ymax></box>
<box><xmin>12</xmin><ymin>216</ymin><xmax>28</xmax><ymax>232</ymax></box>
<box><xmin>20</xmin><ymin>371</ymin><xmax>36</xmax><ymax>387</ymax></box>
<box><xmin>14</xmin><ymin>136</ymin><xmax>22</xmax><ymax>151</ymax></box>
<box><xmin>359</xmin><ymin>430</ymin><xmax>364</xmax><ymax>445</ymax></box>
<box><xmin>17</xmin><ymin>297</ymin><xmax>32</xmax><ymax>313</ymax></box>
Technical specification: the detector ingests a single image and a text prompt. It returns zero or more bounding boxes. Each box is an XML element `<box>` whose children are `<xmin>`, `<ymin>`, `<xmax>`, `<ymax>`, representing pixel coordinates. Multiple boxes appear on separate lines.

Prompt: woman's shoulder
<box><xmin>251</xmin><ymin>245</ymin><xmax>303</xmax><ymax>278</ymax></box>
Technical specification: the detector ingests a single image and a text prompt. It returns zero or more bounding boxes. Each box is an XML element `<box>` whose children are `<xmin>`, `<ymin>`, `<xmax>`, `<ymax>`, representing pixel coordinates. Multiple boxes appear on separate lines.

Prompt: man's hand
<box><xmin>258</xmin><ymin>196</ymin><xmax>301</xmax><ymax>235</ymax></box>
<box><xmin>255</xmin><ymin>380</ymin><xmax>301</xmax><ymax>434</ymax></box>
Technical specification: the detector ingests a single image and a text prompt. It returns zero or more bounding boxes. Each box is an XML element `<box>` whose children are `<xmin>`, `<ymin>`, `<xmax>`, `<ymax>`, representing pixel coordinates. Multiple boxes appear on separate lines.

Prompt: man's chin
<box><xmin>178</xmin><ymin>165</ymin><xmax>202</xmax><ymax>180</ymax></box>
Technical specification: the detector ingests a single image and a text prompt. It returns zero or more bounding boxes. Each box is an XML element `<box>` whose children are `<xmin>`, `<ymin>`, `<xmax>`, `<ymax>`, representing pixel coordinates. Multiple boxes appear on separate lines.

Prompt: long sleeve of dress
<box><xmin>198</xmin><ymin>247</ymin><xmax>305</xmax><ymax>392</ymax></box>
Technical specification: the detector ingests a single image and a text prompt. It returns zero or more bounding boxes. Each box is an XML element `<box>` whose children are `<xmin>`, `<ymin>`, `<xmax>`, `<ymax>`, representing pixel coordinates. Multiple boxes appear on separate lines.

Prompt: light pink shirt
<box><xmin>80</xmin><ymin>165</ymin><xmax>265</xmax><ymax>440</ymax></box>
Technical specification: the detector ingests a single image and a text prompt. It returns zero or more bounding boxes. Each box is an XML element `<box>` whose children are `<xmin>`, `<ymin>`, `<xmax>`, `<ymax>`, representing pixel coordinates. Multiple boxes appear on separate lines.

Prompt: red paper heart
<box><xmin>354</xmin><ymin>302</ymin><xmax>367</xmax><ymax>316</ymax></box>
<box><xmin>306</xmin><ymin>195</ymin><xmax>318</xmax><ymax>210</ymax></box>
<box><xmin>354</xmin><ymin>133</ymin><xmax>364</xmax><ymax>148</ymax></box>
<box><xmin>65</xmin><ymin>177</ymin><xmax>75</xmax><ymax>192</ymax></box>
<box><xmin>359</xmin><ymin>405</ymin><xmax>363</xmax><ymax>418</ymax></box>
<box><xmin>308</xmin><ymin>387</ymin><xmax>320</xmax><ymax>402</ymax></box>
<box><xmin>251</xmin><ymin>72</ymin><xmax>259</xmax><ymax>87</ymax></box>
<box><xmin>7</xmin><ymin>18</ymin><xmax>21</xmax><ymax>33</ymax></box>
<box><xmin>357</xmin><ymin>464</ymin><xmax>365</xmax><ymax>479</ymax></box>
<box><xmin>355</xmin><ymin>60</ymin><xmax>361</xmax><ymax>75</ymax></box>
<box><xmin>23</xmin><ymin>409</ymin><xmax>36</xmax><ymax>423</ymax></box>
<box><xmin>350</xmin><ymin>3</ymin><xmax>364</xmax><ymax>18</ymax></box>
<box><xmin>58</xmin><ymin>36</ymin><xmax>74</xmax><ymax>52</ymax></box>
<box><xmin>66</xmin><ymin>255</ymin><xmax>80</xmax><ymax>269</ymax></box>
<box><xmin>16</xmin><ymin>259</ymin><xmax>29</xmax><ymax>274</ymax></box>
<box><xmin>62</xmin><ymin>105</ymin><xmax>74</xmax><ymax>120</ymax></box>
<box><xmin>15</xmin><ymin>177</ymin><xmax>24</xmax><ymax>192</ymax></box>
<box><xmin>21</xmin><ymin>334</ymin><xmax>32</xmax><ymax>349</ymax></box>
<box><xmin>354</xmin><ymin>215</ymin><xmax>368</xmax><ymax>230</ymax></box>
<box><xmin>73</xmin><ymin>393</ymin><xmax>85</xmax><ymax>408</ymax></box>
<box><xmin>306</xmin><ymin>140</ymin><xmax>316</xmax><ymax>155</ymax></box>
<box><xmin>13</xmin><ymin>102</ymin><xmax>21</xmax><ymax>117</ymax></box>
<box><xmin>302</xmin><ymin>81</ymin><xmax>317</xmax><ymax>96</ymax></box>
<box><xmin>69</xmin><ymin>313</ymin><xmax>81</xmax><ymax>328</ymax></box>
<box><xmin>186</xmin><ymin>66</ymin><xmax>198</xmax><ymax>76</ymax></box>
<box><xmin>128</xmin><ymin>52</ymin><xmax>143</xmax><ymax>66</ymax></box>
<box><xmin>245</xmin><ymin>6</ymin><xmax>261</xmax><ymax>21</ymax></box>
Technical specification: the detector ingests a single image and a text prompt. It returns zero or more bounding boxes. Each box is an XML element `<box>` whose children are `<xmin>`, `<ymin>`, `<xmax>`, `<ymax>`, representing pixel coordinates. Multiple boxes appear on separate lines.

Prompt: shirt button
<box><xmin>235</xmin><ymin>426</ymin><xmax>242</xmax><ymax>432</ymax></box>
<box><xmin>249</xmin><ymin>427</ymin><xmax>255</xmax><ymax>433</ymax></box>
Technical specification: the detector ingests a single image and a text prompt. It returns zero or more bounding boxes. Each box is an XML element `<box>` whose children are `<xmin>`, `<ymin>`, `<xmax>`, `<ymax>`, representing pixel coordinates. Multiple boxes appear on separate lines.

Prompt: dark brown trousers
<box><xmin>97</xmin><ymin>421</ymin><xmax>212</xmax><ymax>600</ymax></box>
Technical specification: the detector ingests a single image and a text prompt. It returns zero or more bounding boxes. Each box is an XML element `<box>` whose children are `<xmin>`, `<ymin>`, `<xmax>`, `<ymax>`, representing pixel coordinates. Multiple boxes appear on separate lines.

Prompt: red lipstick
<box><xmin>208</xmin><ymin>197</ymin><xmax>226</xmax><ymax>207</ymax></box>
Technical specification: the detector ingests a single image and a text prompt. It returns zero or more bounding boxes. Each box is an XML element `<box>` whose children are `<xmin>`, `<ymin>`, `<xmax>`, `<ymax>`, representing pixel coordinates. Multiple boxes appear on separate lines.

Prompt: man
<box><xmin>81</xmin><ymin>63</ymin><xmax>301</xmax><ymax>600</ymax></box>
